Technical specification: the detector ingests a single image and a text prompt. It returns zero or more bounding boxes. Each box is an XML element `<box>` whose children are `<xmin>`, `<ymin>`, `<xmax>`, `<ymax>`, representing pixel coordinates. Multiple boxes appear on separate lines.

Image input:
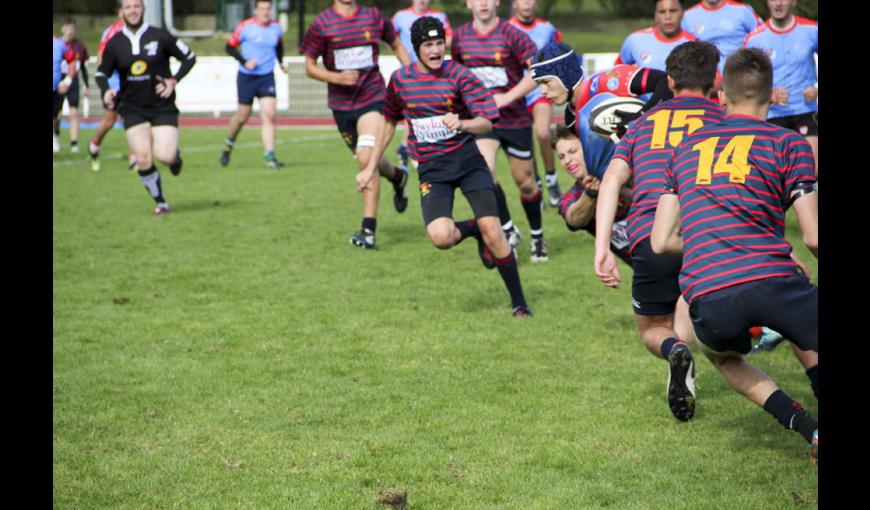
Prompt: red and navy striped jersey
<box><xmin>451</xmin><ymin>18</ymin><xmax>537</xmax><ymax>130</ymax></box>
<box><xmin>384</xmin><ymin>60</ymin><xmax>499</xmax><ymax>163</ymax></box>
<box><xmin>665</xmin><ymin>114</ymin><xmax>816</xmax><ymax>303</ymax></box>
<box><xmin>300</xmin><ymin>4</ymin><xmax>396</xmax><ymax>111</ymax></box>
<box><xmin>613</xmin><ymin>94</ymin><xmax>725</xmax><ymax>253</ymax></box>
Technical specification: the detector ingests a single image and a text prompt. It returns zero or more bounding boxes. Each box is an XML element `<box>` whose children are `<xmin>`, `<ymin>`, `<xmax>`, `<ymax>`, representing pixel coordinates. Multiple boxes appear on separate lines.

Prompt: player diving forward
<box><xmin>357</xmin><ymin>16</ymin><xmax>532</xmax><ymax>317</ymax></box>
<box><xmin>651</xmin><ymin>47</ymin><xmax>818</xmax><ymax>461</ymax></box>
<box><xmin>96</xmin><ymin>0</ymin><xmax>196</xmax><ymax>215</ymax></box>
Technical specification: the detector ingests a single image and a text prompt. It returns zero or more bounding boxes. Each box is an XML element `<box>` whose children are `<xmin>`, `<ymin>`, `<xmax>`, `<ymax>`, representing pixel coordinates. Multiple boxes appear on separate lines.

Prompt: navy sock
<box><xmin>390</xmin><ymin>166</ymin><xmax>405</xmax><ymax>184</ymax></box>
<box><xmin>763</xmin><ymin>389</ymin><xmax>817</xmax><ymax>442</ymax></box>
<box><xmin>494</xmin><ymin>251</ymin><xmax>526</xmax><ymax>308</ymax></box>
<box><xmin>806</xmin><ymin>365</ymin><xmax>819</xmax><ymax>398</ymax></box>
<box><xmin>362</xmin><ymin>217</ymin><xmax>377</xmax><ymax>233</ymax></box>
<box><xmin>660</xmin><ymin>337</ymin><xmax>680</xmax><ymax>359</ymax></box>
<box><xmin>454</xmin><ymin>219</ymin><xmax>480</xmax><ymax>245</ymax></box>
<box><xmin>494</xmin><ymin>183</ymin><xmax>512</xmax><ymax>229</ymax></box>
<box><xmin>521</xmin><ymin>190</ymin><xmax>543</xmax><ymax>238</ymax></box>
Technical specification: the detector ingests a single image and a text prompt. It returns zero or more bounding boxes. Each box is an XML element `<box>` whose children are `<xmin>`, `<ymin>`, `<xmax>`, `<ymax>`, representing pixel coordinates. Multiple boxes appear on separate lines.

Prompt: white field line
<box><xmin>51</xmin><ymin>132</ymin><xmax>338</xmax><ymax>168</ymax></box>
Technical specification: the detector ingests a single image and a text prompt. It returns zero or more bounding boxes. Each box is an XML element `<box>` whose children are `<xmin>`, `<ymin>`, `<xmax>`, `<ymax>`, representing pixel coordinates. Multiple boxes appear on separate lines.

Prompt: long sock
<box><xmin>70</xmin><ymin>140</ymin><xmax>78</xmax><ymax>147</ymax></box>
<box><xmin>660</xmin><ymin>337</ymin><xmax>684</xmax><ymax>359</ymax></box>
<box><xmin>545</xmin><ymin>172</ymin><xmax>558</xmax><ymax>185</ymax></box>
<box><xmin>389</xmin><ymin>166</ymin><xmax>405</xmax><ymax>184</ymax></box>
<box><xmin>494</xmin><ymin>251</ymin><xmax>526</xmax><ymax>308</ymax></box>
<box><xmin>138</xmin><ymin>166</ymin><xmax>165</xmax><ymax>204</ymax></box>
<box><xmin>521</xmin><ymin>190</ymin><xmax>544</xmax><ymax>239</ymax></box>
<box><xmin>763</xmin><ymin>389</ymin><xmax>818</xmax><ymax>442</ymax></box>
<box><xmin>264</xmin><ymin>150</ymin><xmax>276</xmax><ymax>161</ymax></box>
<box><xmin>454</xmin><ymin>219</ymin><xmax>480</xmax><ymax>245</ymax></box>
<box><xmin>494</xmin><ymin>183</ymin><xmax>513</xmax><ymax>231</ymax></box>
<box><xmin>362</xmin><ymin>217</ymin><xmax>377</xmax><ymax>233</ymax></box>
<box><xmin>806</xmin><ymin>365</ymin><xmax>819</xmax><ymax>398</ymax></box>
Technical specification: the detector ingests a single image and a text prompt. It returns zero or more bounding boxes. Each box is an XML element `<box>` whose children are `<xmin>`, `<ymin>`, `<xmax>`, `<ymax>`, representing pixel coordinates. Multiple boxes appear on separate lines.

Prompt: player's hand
<box><xmin>790</xmin><ymin>251</ymin><xmax>812</xmax><ymax>279</ymax></box>
<box><xmin>442</xmin><ymin>113</ymin><xmax>462</xmax><ymax>132</ymax></box>
<box><xmin>103</xmin><ymin>89</ymin><xmax>117</xmax><ymax>110</ymax></box>
<box><xmin>493</xmin><ymin>93</ymin><xmax>510</xmax><ymax>109</ymax></box>
<box><xmin>244</xmin><ymin>59</ymin><xmax>257</xmax><ymax>70</ymax></box>
<box><xmin>335</xmin><ymin>70</ymin><xmax>360</xmax><ymax>86</ymax></box>
<box><xmin>280</xmin><ymin>63</ymin><xmax>289</xmax><ymax>74</ymax></box>
<box><xmin>356</xmin><ymin>167</ymin><xmax>377</xmax><ymax>193</ymax></box>
<box><xmin>613</xmin><ymin>109</ymin><xmax>641</xmax><ymax>140</ymax></box>
<box><xmin>803</xmin><ymin>86</ymin><xmax>818</xmax><ymax>103</ymax></box>
<box><xmin>594</xmin><ymin>248</ymin><xmax>622</xmax><ymax>289</ymax></box>
<box><xmin>581</xmin><ymin>174</ymin><xmax>601</xmax><ymax>192</ymax></box>
<box><xmin>155</xmin><ymin>76</ymin><xmax>177</xmax><ymax>98</ymax></box>
<box><xmin>771</xmin><ymin>87</ymin><xmax>789</xmax><ymax>106</ymax></box>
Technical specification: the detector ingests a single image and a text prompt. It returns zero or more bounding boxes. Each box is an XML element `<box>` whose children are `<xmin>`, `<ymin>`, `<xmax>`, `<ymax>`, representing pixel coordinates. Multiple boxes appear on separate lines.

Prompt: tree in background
<box><xmin>599</xmin><ymin>0</ymin><xmax>817</xmax><ymax>19</ymax></box>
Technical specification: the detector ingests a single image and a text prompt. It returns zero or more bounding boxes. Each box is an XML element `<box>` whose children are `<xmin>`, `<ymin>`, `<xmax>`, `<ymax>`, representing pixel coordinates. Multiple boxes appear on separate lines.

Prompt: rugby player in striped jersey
<box><xmin>301</xmin><ymin>0</ymin><xmax>411</xmax><ymax>250</ymax></box>
<box><xmin>356</xmin><ymin>17</ymin><xmax>532</xmax><ymax>317</ymax></box>
<box><xmin>452</xmin><ymin>0</ymin><xmax>549</xmax><ymax>263</ymax></box>
<box><xmin>651</xmin><ymin>47</ymin><xmax>818</xmax><ymax>461</ymax></box>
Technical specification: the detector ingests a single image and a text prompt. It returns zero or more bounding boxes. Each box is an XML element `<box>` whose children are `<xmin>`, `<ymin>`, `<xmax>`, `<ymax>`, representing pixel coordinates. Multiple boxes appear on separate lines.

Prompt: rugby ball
<box><xmin>588</xmin><ymin>96</ymin><xmax>646</xmax><ymax>140</ymax></box>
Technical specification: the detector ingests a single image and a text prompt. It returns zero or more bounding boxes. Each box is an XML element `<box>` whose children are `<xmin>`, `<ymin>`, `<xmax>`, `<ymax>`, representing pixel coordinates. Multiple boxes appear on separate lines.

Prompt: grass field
<box><xmin>53</xmin><ymin>126</ymin><xmax>818</xmax><ymax>508</ymax></box>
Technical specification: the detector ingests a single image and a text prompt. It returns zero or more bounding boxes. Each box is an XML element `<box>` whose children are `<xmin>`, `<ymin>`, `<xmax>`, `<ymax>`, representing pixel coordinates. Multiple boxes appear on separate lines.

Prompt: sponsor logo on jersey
<box><xmin>131</xmin><ymin>60</ymin><xmax>148</xmax><ymax>75</ymax></box>
<box><xmin>144</xmin><ymin>41</ymin><xmax>159</xmax><ymax>56</ymax></box>
<box><xmin>607</xmin><ymin>77</ymin><xmax>619</xmax><ymax>91</ymax></box>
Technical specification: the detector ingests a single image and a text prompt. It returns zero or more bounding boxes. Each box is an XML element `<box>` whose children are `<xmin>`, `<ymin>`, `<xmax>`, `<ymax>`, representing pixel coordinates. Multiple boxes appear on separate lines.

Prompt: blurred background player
<box><xmin>651</xmin><ymin>47</ymin><xmax>818</xmax><ymax>460</ymax></box>
<box><xmin>60</xmin><ymin>18</ymin><xmax>90</xmax><ymax>154</ymax></box>
<box><xmin>589</xmin><ymin>41</ymin><xmax>726</xmax><ymax>421</ymax></box>
<box><xmin>358</xmin><ymin>16</ymin><xmax>532</xmax><ymax>317</ymax></box>
<box><xmin>744</xmin><ymin>0</ymin><xmax>818</xmax><ymax>177</ymax></box>
<box><xmin>551</xmin><ymin>117</ymin><xmax>633</xmax><ymax>267</ymax></box>
<box><xmin>453</xmin><ymin>0</ymin><xmax>549</xmax><ymax>263</ymax></box>
<box><xmin>392</xmin><ymin>0</ymin><xmax>453</xmax><ymax>171</ymax></box>
<box><xmin>681</xmin><ymin>0</ymin><xmax>761</xmax><ymax>72</ymax></box>
<box><xmin>220</xmin><ymin>0</ymin><xmax>289</xmax><ymax>170</ymax></box>
<box><xmin>509</xmin><ymin>0</ymin><xmax>562</xmax><ymax>207</ymax></box>
<box><xmin>616</xmin><ymin>0</ymin><xmax>696</xmax><ymax>71</ymax></box>
<box><xmin>89</xmin><ymin>8</ymin><xmax>138</xmax><ymax>172</ymax></box>
<box><xmin>53</xmin><ymin>35</ymin><xmax>77</xmax><ymax>153</ymax></box>
<box><xmin>300</xmin><ymin>0</ymin><xmax>411</xmax><ymax>249</ymax></box>
<box><xmin>96</xmin><ymin>0</ymin><xmax>196</xmax><ymax>215</ymax></box>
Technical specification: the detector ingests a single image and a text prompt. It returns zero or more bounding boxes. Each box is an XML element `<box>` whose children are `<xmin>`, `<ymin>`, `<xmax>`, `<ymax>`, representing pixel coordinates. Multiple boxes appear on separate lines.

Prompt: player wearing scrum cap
<box><xmin>357</xmin><ymin>16</ymin><xmax>533</xmax><ymax>317</ymax></box>
<box><xmin>532</xmin><ymin>40</ymin><xmax>724</xmax><ymax>421</ymax></box>
<box><xmin>300</xmin><ymin>0</ymin><xmax>412</xmax><ymax>250</ymax></box>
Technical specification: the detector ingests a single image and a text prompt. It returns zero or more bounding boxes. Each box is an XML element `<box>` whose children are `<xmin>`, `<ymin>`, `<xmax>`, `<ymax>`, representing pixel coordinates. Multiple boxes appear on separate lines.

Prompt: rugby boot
<box><xmin>667</xmin><ymin>342</ymin><xmax>697</xmax><ymax>421</ymax></box>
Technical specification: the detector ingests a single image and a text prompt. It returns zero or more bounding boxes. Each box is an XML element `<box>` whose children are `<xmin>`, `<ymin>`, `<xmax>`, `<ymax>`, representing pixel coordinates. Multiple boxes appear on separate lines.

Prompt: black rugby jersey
<box><xmin>96</xmin><ymin>22</ymin><xmax>196</xmax><ymax>111</ymax></box>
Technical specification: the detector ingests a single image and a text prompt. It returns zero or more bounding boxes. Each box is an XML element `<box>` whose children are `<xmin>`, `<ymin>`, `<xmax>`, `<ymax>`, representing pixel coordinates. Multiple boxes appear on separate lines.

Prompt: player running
<box><xmin>59</xmin><ymin>18</ymin><xmax>90</xmax><ymax>154</ymax></box>
<box><xmin>453</xmin><ymin>0</ymin><xmax>549</xmax><ymax>263</ymax></box>
<box><xmin>509</xmin><ymin>0</ymin><xmax>562</xmax><ymax>207</ymax></box>
<box><xmin>300</xmin><ymin>0</ymin><xmax>412</xmax><ymax>250</ymax></box>
<box><xmin>651</xmin><ymin>47</ymin><xmax>818</xmax><ymax>461</ymax></box>
<box><xmin>96</xmin><ymin>0</ymin><xmax>196</xmax><ymax>215</ymax></box>
<box><xmin>357</xmin><ymin>16</ymin><xmax>532</xmax><ymax>317</ymax></box>
<box><xmin>53</xmin><ymin>35</ymin><xmax>77</xmax><ymax>153</ymax></box>
<box><xmin>219</xmin><ymin>0</ymin><xmax>289</xmax><ymax>169</ymax></box>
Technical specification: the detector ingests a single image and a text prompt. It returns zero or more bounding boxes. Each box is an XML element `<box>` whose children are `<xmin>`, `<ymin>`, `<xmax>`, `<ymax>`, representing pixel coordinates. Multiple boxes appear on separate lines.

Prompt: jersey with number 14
<box><xmin>451</xmin><ymin>18</ymin><xmax>537</xmax><ymax>130</ymax></box>
<box><xmin>300</xmin><ymin>5</ymin><xmax>396</xmax><ymax>111</ymax></box>
<box><xmin>384</xmin><ymin>60</ymin><xmax>498</xmax><ymax>163</ymax></box>
<box><xmin>665</xmin><ymin>115</ymin><xmax>816</xmax><ymax>303</ymax></box>
<box><xmin>613</xmin><ymin>94</ymin><xmax>725</xmax><ymax>253</ymax></box>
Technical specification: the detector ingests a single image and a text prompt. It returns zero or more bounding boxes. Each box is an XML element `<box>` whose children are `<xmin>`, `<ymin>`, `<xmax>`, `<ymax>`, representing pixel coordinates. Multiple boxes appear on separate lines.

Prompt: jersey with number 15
<box><xmin>612</xmin><ymin>94</ymin><xmax>725</xmax><ymax>253</ymax></box>
<box><xmin>664</xmin><ymin>114</ymin><xmax>816</xmax><ymax>303</ymax></box>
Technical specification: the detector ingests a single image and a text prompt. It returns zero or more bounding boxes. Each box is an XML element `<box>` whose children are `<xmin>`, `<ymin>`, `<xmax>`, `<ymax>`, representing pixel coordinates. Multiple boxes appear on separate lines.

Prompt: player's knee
<box><xmin>535</xmin><ymin>125</ymin><xmax>550</xmax><ymax>143</ymax></box>
<box><xmin>479</xmin><ymin>219</ymin><xmax>504</xmax><ymax>246</ymax></box>
<box><xmin>427</xmin><ymin>227</ymin><xmax>455</xmax><ymax>249</ymax></box>
<box><xmin>154</xmin><ymin>147</ymin><xmax>176</xmax><ymax>165</ymax></box>
<box><xmin>136</xmin><ymin>153</ymin><xmax>153</xmax><ymax>169</ymax></box>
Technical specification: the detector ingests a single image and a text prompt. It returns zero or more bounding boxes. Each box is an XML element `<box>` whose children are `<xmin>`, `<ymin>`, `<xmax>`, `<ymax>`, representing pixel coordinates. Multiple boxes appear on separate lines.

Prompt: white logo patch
<box><xmin>176</xmin><ymin>39</ymin><xmax>190</xmax><ymax>55</ymax></box>
<box><xmin>144</xmin><ymin>41</ymin><xmax>159</xmax><ymax>56</ymax></box>
<box><xmin>334</xmin><ymin>45</ymin><xmax>374</xmax><ymax>70</ymax></box>
<box><xmin>411</xmin><ymin>116</ymin><xmax>457</xmax><ymax>144</ymax></box>
<box><xmin>470</xmin><ymin>66</ymin><xmax>509</xmax><ymax>89</ymax></box>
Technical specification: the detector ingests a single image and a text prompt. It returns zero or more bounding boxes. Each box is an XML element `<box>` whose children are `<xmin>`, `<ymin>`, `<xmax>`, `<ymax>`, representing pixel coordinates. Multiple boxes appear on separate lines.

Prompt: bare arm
<box><xmin>651</xmin><ymin>193</ymin><xmax>683</xmax><ymax>255</ymax></box>
<box><xmin>791</xmin><ymin>190</ymin><xmax>818</xmax><ymax>257</ymax></box>
<box><xmin>494</xmin><ymin>63</ymin><xmax>537</xmax><ymax>108</ymax></box>
<box><xmin>594</xmin><ymin>159</ymin><xmax>632</xmax><ymax>254</ymax></box>
<box><xmin>442</xmin><ymin>113</ymin><xmax>492</xmax><ymax>136</ymax></box>
<box><xmin>390</xmin><ymin>38</ymin><xmax>411</xmax><ymax>67</ymax></box>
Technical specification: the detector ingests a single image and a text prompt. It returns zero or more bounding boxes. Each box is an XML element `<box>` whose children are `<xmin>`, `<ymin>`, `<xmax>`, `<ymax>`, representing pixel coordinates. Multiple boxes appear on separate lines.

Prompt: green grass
<box><xmin>54</xmin><ymin>127</ymin><xmax>818</xmax><ymax>508</ymax></box>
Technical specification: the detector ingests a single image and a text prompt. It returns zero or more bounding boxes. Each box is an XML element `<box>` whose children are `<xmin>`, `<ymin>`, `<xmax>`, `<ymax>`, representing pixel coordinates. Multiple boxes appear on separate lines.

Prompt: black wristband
<box><xmin>584</xmin><ymin>188</ymin><xmax>598</xmax><ymax>199</ymax></box>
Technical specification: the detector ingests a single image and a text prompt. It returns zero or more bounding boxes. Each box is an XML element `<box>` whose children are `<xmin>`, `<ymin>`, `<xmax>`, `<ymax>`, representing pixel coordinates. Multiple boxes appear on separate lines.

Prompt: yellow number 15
<box><xmin>647</xmin><ymin>109</ymin><xmax>706</xmax><ymax>148</ymax></box>
<box><xmin>691</xmin><ymin>135</ymin><xmax>756</xmax><ymax>185</ymax></box>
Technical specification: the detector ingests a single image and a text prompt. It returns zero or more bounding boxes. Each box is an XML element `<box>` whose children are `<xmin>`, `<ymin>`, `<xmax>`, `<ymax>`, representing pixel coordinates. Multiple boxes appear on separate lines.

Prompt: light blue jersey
<box><xmin>617</xmin><ymin>27</ymin><xmax>696</xmax><ymax>71</ymax></box>
<box><xmin>229</xmin><ymin>17</ymin><xmax>284</xmax><ymax>76</ymax></box>
<box><xmin>53</xmin><ymin>36</ymin><xmax>67</xmax><ymax>91</ymax></box>
<box><xmin>744</xmin><ymin>17</ymin><xmax>818</xmax><ymax>119</ymax></box>
<box><xmin>392</xmin><ymin>7</ymin><xmax>451</xmax><ymax>64</ymax></box>
<box><xmin>575</xmin><ymin>93</ymin><xmax>618</xmax><ymax>179</ymax></box>
<box><xmin>682</xmin><ymin>0</ymin><xmax>761</xmax><ymax>72</ymax></box>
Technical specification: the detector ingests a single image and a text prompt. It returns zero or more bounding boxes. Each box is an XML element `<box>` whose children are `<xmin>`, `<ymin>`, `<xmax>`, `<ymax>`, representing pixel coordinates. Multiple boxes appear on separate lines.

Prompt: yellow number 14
<box><xmin>692</xmin><ymin>135</ymin><xmax>756</xmax><ymax>185</ymax></box>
